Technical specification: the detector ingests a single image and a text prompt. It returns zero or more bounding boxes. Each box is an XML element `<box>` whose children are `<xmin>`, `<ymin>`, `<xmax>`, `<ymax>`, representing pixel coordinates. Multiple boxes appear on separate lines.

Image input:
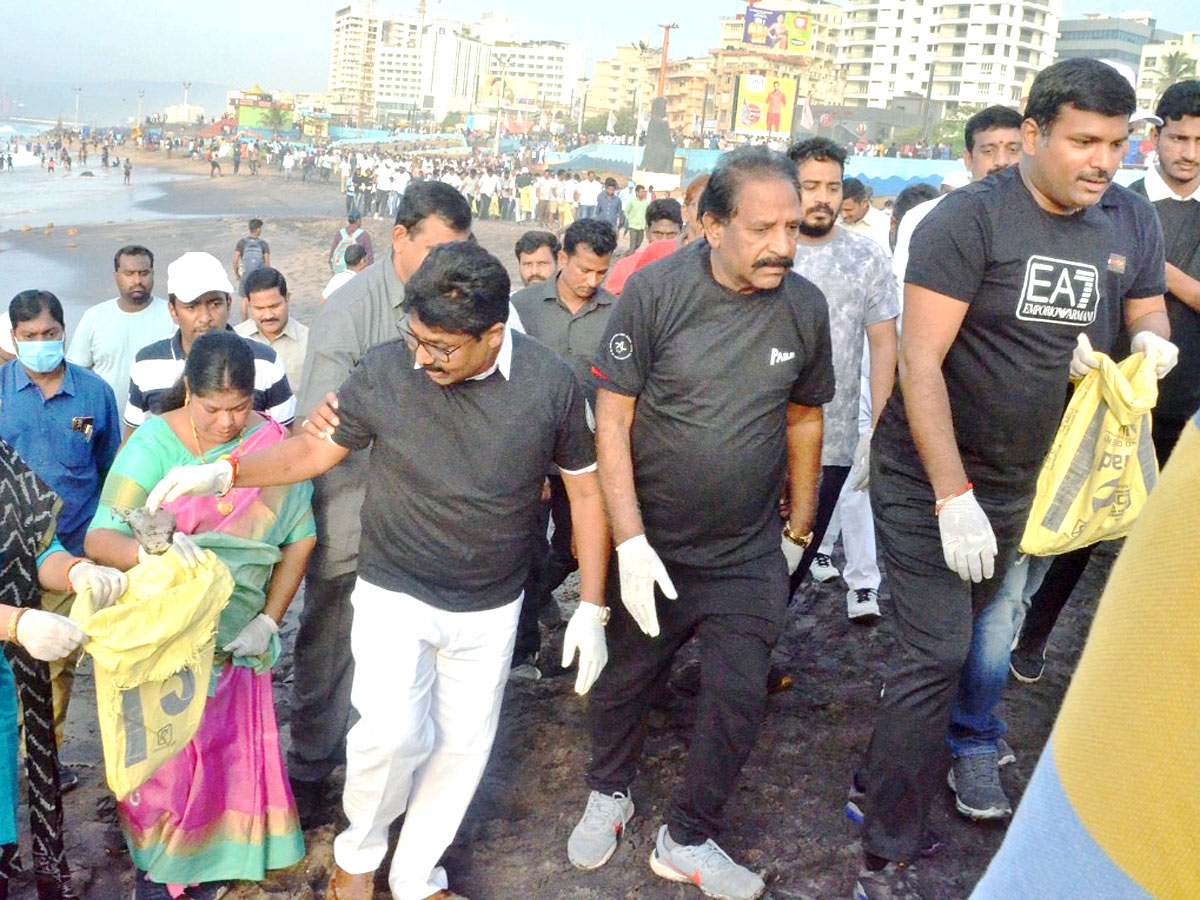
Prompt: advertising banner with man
<box><xmin>732</xmin><ymin>75</ymin><xmax>797</xmax><ymax>136</ymax></box>
<box><xmin>742</xmin><ymin>6</ymin><xmax>812</xmax><ymax>55</ymax></box>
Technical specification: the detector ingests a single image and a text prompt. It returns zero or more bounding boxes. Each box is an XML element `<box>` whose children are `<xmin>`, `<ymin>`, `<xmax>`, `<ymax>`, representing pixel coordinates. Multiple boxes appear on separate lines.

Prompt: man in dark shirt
<box><xmin>854</xmin><ymin>59</ymin><xmax>1174</xmax><ymax>900</ymax></box>
<box><xmin>511</xmin><ymin>218</ymin><xmax>617</xmax><ymax>674</ymax></box>
<box><xmin>1010</xmin><ymin>79</ymin><xmax>1200</xmax><ymax>689</ymax></box>
<box><xmin>145</xmin><ymin>241</ymin><xmax>611</xmax><ymax>900</ymax></box>
<box><xmin>568</xmin><ymin>146</ymin><xmax>833</xmax><ymax>900</ymax></box>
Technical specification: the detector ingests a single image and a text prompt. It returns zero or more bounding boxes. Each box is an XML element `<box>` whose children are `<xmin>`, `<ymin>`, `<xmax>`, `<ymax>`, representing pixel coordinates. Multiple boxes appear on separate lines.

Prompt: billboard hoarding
<box><xmin>732</xmin><ymin>75</ymin><xmax>797</xmax><ymax>137</ymax></box>
<box><xmin>741</xmin><ymin>6</ymin><xmax>812</xmax><ymax>55</ymax></box>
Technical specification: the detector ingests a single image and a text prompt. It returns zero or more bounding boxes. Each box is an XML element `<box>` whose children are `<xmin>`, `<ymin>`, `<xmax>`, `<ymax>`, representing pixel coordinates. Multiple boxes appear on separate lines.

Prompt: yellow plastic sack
<box><xmin>70</xmin><ymin>549</ymin><xmax>233</xmax><ymax>800</ymax></box>
<box><xmin>1020</xmin><ymin>351</ymin><xmax>1159</xmax><ymax>556</ymax></box>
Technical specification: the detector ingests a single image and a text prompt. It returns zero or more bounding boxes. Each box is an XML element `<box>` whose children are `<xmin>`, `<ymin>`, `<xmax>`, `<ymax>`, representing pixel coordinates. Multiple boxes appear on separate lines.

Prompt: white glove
<box><xmin>15</xmin><ymin>610</ymin><xmax>86</xmax><ymax>661</ymax></box>
<box><xmin>1069</xmin><ymin>333</ymin><xmax>1100</xmax><ymax>380</ymax></box>
<box><xmin>780</xmin><ymin>530</ymin><xmax>805</xmax><ymax>575</ymax></box>
<box><xmin>615</xmin><ymin>535</ymin><xmax>677</xmax><ymax>638</ymax></box>
<box><xmin>138</xmin><ymin>532</ymin><xmax>206</xmax><ymax>570</ymax></box>
<box><xmin>222</xmin><ymin>613</ymin><xmax>278</xmax><ymax>657</ymax></box>
<box><xmin>850</xmin><ymin>429</ymin><xmax>873</xmax><ymax>492</ymax></box>
<box><xmin>67</xmin><ymin>561</ymin><xmax>128</xmax><ymax>609</ymax></box>
<box><xmin>561</xmin><ymin>603</ymin><xmax>609</xmax><ymax>695</ymax></box>
<box><xmin>145</xmin><ymin>460</ymin><xmax>235</xmax><ymax>513</ymax></box>
<box><xmin>937</xmin><ymin>489</ymin><xmax>998</xmax><ymax>583</ymax></box>
<box><xmin>1131</xmin><ymin>330</ymin><xmax>1179</xmax><ymax>379</ymax></box>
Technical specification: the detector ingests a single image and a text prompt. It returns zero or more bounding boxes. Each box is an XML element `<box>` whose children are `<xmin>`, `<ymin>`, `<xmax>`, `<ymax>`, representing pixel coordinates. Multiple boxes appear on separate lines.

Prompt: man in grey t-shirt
<box><xmin>147</xmin><ymin>242</ymin><xmax>613</xmax><ymax>900</ymax></box>
<box><xmin>786</xmin><ymin>138</ymin><xmax>899</xmax><ymax>622</ymax></box>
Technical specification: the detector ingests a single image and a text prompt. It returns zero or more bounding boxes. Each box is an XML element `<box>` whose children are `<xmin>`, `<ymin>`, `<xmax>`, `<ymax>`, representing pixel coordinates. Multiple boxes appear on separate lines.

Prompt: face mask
<box><xmin>15</xmin><ymin>338</ymin><xmax>65</xmax><ymax>373</ymax></box>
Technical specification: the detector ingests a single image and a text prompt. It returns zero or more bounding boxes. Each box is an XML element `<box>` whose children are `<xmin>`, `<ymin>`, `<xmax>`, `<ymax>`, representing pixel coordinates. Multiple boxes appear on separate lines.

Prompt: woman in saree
<box><xmin>85</xmin><ymin>331</ymin><xmax>315</xmax><ymax>900</ymax></box>
<box><xmin>0</xmin><ymin>437</ymin><xmax>127</xmax><ymax>900</ymax></box>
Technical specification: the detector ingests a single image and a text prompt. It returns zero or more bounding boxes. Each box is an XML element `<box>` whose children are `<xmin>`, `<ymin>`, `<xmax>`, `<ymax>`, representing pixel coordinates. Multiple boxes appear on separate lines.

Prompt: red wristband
<box><xmin>934</xmin><ymin>482</ymin><xmax>973</xmax><ymax>517</ymax></box>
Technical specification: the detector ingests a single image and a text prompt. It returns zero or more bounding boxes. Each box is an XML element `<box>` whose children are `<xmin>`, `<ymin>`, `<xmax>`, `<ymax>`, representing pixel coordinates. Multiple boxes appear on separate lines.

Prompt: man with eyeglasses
<box><xmin>146</xmin><ymin>240</ymin><xmax>610</xmax><ymax>900</ymax></box>
<box><xmin>286</xmin><ymin>182</ymin><xmax>472</xmax><ymax>830</ymax></box>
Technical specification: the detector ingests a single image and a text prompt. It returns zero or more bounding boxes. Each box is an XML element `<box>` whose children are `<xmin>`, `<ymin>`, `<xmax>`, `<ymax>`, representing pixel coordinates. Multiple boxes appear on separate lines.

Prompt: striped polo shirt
<box><xmin>124</xmin><ymin>328</ymin><xmax>296</xmax><ymax>428</ymax></box>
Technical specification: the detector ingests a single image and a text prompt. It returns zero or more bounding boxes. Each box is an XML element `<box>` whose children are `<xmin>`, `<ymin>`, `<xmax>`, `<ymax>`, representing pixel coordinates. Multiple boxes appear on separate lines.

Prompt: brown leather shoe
<box><xmin>422</xmin><ymin>891</ymin><xmax>469</xmax><ymax>900</ymax></box>
<box><xmin>325</xmin><ymin>865</ymin><xmax>375</xmax><ymax>900</ymax></box>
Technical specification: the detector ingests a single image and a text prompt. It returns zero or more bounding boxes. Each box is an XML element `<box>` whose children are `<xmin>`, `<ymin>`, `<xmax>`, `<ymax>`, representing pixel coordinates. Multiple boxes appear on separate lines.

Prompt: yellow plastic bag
<box><xmin>70</xmin><ymin>549</ymin><xmax>233</xmax><ymax>800</ymax></box>
<box><xmin>1020</xmin><ymin>351</ymin><xmax>1159</xmax><ymax>556</ymax></box>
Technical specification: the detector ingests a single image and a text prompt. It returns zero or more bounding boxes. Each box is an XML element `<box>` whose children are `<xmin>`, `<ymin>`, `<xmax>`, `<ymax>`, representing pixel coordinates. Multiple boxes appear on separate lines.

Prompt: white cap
<box><xmin>1130</xmin><ymin>109</ymin><xmax>1163</xmax><ymax>127</ymax></box>
<box><xmin>167</xmin><ymin>251</ymin><xmax>234</xmax><ymax>304</ymax></box>
<box><xmin>942</xmin><ymin>169</ymin><xmax>972</xmax><ymax>190</ymax></box>
<box><xmin>0</xmin><ymin>319</ymin><xmax>13</xmax><ymax>355</ymax></box>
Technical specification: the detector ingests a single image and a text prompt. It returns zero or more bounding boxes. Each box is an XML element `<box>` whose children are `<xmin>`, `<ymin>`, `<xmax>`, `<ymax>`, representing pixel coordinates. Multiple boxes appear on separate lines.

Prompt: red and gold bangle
<box><xmin>64</xmin><ymin>556</ymin><xmax>90</xmax><ymax>585</ymax></box>
<box><xmin>7</xmin><ymin>608</ymin><xmax>27</xmax><ymax>646</ymax></box>
<box><xmin>215</xmin><ymin>453</ymin><xmax>240</xmax><ymax>497</ymax></box>
<box><xmin>934</xmin><ymin>482</ymin><xmax>974</xmax><ymax>517</ymax></box>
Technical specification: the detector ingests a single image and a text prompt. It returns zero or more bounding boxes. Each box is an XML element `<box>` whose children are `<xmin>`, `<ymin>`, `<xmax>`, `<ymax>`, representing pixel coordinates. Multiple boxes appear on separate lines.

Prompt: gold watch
<box><xmin>783</xmin><ymin>522</ymin><xmax>814</xmax><ymax>548</ymax></box>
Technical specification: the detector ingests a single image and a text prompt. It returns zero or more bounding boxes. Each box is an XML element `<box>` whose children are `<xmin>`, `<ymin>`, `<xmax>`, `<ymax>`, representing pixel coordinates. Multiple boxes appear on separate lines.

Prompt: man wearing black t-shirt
<box><xmin>145</xmin><ymin>242</ymin><xmax>611</xmax><ymax>900</ymax></box>
<box><xmin>568</xmin><ymin>146</ymin><xmax>834</xmax><ymax>900</ymax></box>
<box><xmin>854</xmin><ymin>59</ymin><xmax>1174</xmax><ymax>900</ymax></box>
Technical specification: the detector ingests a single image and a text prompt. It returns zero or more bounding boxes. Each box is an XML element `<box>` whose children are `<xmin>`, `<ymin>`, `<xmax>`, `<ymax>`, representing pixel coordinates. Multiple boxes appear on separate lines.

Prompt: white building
<box><xmin>1137</xmin><ymin>32</ymin><xmax>1200</xmax><ymax>110</ymax></box>
<box><xmin>838</xmin><ymin>0</ymin><xmax>1060</xmax><ymax>112</ymax></box>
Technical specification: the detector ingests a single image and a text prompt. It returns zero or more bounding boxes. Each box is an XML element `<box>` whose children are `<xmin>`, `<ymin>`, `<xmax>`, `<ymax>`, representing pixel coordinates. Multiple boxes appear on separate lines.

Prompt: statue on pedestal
<box><xmin>641</xmin><ymin>97</ymin><xmax>675</xmax><ymax>174</ymax></box>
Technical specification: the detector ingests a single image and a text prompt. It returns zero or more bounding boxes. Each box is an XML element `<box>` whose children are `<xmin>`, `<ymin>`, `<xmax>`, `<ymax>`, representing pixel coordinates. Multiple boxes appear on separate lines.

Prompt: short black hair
<box><xmin>243</xmin><ymin>266</ymin><xmax>288</xmax><ymax>298</ymax></box>
<box><xmin>646</xmin><ymin>198</ymin><xmax>683</xmax><ymax>228</ymax></box>
<box><xmin>406</xmin><ymin>242</ymin><xmax>509</xmax><ymax>338</ymax></box>
<box><xmin>1155</xmin><ymin>79</ymin><xmax>1200</xmax><ymax>128</ymax></box>
<box><xmin>9</xmin><ymin>290</ymin><xmax>64</xmax><ymax>329</ymax></box>
<box><xmin>248</xmin><ymin>218</ymin><xmax>263</xmax><ymax>232</ymax></box>
<box><xmin>701</xmin><ymin>145</ymin><xmax>798</xmax><ymax>225</ymax></box>
<box><xmin>787</xmin><ymin>136</ymin><xmax>847</xmax><ymax>171</ymax></box>
<box><xmin>396</xmin><ymin>180</ymin><xmax>472</xmax><ymax>236</ymax></box>
<box><xmin>343</xmin><ymin>243</ymin><xmax>367</xmax><ymax>267</ymax></box>
<box><xmin>348</xmin><ymin>212</ymin><xmax>362</xmax><ymax>223</ymax></box>
<box><xmin>562</xmin><ymin>219</ymin><xmax>617</xmax><ymax>257</ymax></box>
<box><xmin>1024</xmin><ymin>58</ymin><xmax>1136</xmax><ymax>131</ymax></box>
<box><xmin>514</xmin><ymin>230</ymin><xmax>560</xmax><ymax>260</ymax></box>
<box><xmin>964</xmin><ymin>105</ymin><xmax>1024</xmax><ymax>151</ymax></box>
<box><xmin>114</xmin><ymin>245</ymin><xmax>154</xmax><ymax>271</ymax></box>
<box><xmin>604</xmin><ymin>177</ymin><xmax>618</xmax><ymax>188</ymax></box>
<box><xmin>842</xmin><ymin>177</ymin><xmax>869</xmax><ymax>203</ymax></box>
<box><xmin>892</xmin><ymin>183</ymin><xmax>940</xmax><ymax>226</ymax></box>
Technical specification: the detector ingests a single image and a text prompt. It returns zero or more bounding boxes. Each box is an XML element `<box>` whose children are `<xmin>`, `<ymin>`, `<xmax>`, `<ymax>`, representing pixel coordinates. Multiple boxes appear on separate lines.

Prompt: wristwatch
<box><xmin>782</xmin><ymin>522</ymin><xmax>814</xmax><ymax>548</ymax></box>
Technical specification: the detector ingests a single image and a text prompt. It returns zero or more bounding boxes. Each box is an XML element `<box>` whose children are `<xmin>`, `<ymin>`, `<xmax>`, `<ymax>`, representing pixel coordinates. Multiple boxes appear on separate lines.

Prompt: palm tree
<box><xmin>262</xmin><ymin>105</ymin><xmax>292</xmax><ymax>139</ymax></box>
<box><xmin>1155</xmin><ymin>51</ymin><xmax>1198</xmax><ymax>102</ymax></box>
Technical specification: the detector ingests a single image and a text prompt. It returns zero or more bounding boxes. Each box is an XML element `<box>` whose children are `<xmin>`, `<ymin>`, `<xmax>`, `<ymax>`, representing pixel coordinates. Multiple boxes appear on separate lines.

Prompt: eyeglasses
<box><xmin>399</xmin><ymin>317</ymin><xmax>471</xmax><ymax>363</ymax></box>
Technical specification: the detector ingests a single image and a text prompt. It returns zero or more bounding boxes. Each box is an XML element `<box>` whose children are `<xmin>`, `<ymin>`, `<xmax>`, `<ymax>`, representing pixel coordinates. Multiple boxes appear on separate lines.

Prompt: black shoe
<box><xmin>290</xmin><ymin>777</ymin><xmax>333</xmax><ymax>830</ymax></box>
<box><xmin>853</xmin><ymin>861</ymin><xmax>929</xmax><ymax>899</ymax></box>
<box><xmin>1009</xmin><ymin>644</ymin><xmax>1046</xmax><ymax>683</ymax></box>
<box><xmin>58</xmin><ymin>765</ymin><xmax>80</xmax><ymax>794</ymax></box>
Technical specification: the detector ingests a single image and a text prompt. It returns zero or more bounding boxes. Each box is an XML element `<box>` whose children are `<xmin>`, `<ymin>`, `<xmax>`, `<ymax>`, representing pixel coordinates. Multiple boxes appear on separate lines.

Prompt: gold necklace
<box><xmin>189</xmin><ymin>414</ymin><xmax>244</xmax><ymax>515</ymax></box>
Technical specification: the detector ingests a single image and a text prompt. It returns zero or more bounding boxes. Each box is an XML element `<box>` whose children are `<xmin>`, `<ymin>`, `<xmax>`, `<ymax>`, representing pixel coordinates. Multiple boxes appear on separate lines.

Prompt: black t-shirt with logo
<box><xmin>592</xmin><ymin>240</ymin><xmax>835</xmax><ymax>570</ymax></box>
<box><xmin>876</xmin><ymin>165</ymin><xmax>1166</xmax><ymax>497</ymax></box>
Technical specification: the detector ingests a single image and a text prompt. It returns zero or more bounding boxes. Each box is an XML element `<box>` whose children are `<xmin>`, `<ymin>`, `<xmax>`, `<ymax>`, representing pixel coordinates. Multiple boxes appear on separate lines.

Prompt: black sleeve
<box><xmin>235</xmin><ymin>238</ymin><xmax>246</xmax><ymax>253</ymax></box>
<box><xmin>1126</xmin><ymin>202</ymin><xmax>1167</xmax><ymax>300</ymax></box>
<box><xmin>789</xmin><ymin>285</ymin><xmax>837</xmax><ymax>407</ymax></box>
<box><xmin>905</xmin><ymin>191</ymin><xmax>989</xmax><ymax>303</ymax></box>
<box><xmin>592</xmin><ymin>271</ymin><xmax>656</xmax><ymax>396</ymax></box>
<box><xmin>552</xmin><ymin>367</ymin><xmax>597</xmax><ymax>473</ymax></box>
<box><xmin>330</xmin><ymin>354</ymin><xmax>378</xmax><ymax>452</ymax></box>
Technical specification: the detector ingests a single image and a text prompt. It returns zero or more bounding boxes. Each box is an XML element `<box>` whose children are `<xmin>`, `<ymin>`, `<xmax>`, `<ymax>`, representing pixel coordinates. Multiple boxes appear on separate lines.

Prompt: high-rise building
<box><xmin>587</xmin><ymin>44</ymin><xmax>659</xmax><ymax>118</ymax></box>
<box><xmin>1056</xmin><ymin>10</ymin><xmax>1179</xmax><ymax>71</ymax></box>
<box><xmin>837</xmin><ymin>0</ymin><xmax>1060</xmax><ymax>113</ymax></box>
<box><xmin>1137</xmin><ymin>32</ymin><xmax>1200</xmax><ymax>109</ymax></box>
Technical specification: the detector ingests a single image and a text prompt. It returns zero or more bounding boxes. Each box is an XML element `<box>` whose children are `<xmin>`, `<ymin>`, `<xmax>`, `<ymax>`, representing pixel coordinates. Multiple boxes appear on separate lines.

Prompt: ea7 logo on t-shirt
<box><xmin>608</xmin><ymin>333</ymin><xmax>633</xmax><ymax>361</ymax></box>
<box><xmin>1016</xmin><ymin>256</ymin><xmax>1100</xmax><ymax>326</ymax></box>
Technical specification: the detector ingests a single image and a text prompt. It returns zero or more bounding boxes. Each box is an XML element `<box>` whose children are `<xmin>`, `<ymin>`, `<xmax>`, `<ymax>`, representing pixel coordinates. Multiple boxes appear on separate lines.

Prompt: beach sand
<box><xmin>3</xmin><ymin>147</ymin><xmax>1095</xmax><ymax>899</ymax></box>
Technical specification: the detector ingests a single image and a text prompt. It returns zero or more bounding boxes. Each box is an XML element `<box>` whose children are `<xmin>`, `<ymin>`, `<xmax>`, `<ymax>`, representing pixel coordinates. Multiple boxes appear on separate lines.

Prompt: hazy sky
<box><xmin>6</xmin><ymin>0</ymin><xmax>1196</xmax><ymax>90</ymax></box>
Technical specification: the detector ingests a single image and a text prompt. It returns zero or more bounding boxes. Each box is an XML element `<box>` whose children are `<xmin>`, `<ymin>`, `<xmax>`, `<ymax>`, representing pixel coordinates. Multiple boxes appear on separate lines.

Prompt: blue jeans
<box><xmin>947</xmin><ymin>554</ymin><xmax>1053</xmax><ymax>757</ymax></box>
<box><xmin>579</xmin><ymin>204</ymin><xmax>596</xmax><ymax>219</ymax></box>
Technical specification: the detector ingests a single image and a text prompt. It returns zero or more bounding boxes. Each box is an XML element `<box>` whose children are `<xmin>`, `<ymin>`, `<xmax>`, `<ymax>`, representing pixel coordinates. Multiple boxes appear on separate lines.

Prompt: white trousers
<box><xmin>819</xmin><ymin>354</ymin><xmax>881</xmax><ymax>592</ymax></box>
<box><xmin>333</xmin><ymin>579</ymin><xmax>521</xmax><ymax>900</ymax></box>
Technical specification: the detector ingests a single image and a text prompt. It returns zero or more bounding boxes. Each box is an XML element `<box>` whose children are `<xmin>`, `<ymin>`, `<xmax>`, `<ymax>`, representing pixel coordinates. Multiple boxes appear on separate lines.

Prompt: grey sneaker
<box><xmin>996</xmin><ymin>737</ymin><xmax>1016</xmax><ymax>768</ymax></box>
<box><xmin>649</xmin><ymin>824</ymin><xmax>765</xmax><ymax>900</ymax></box>
<box><xmin>568</xmin><ymin>790</ymin><xmax>634</xmax><ymax>870</ymax></box>
<box><xmin>1009</xmin><ymin>644</ymin><xmax>1046</xmax><ymax>683</ymax></box>
<box><xmin>947</xmin><ymin>752</ymin><xmax>1013</xmax><ymax>820</ymax></box>
<box><xmin>852</xmin><ymin>861</ymin><xmax>929</xmax><ymax>900</ymax></box>
<box><xmin>509</xmin><ymin>652</ymin><xmax>542</xmax><ymax>681</ymax></box>
<box><xmin>847</xmin><ymin>588</ymin><xmax>881</xmax><ymax>622</ymax></box>
<box><xmin>809</xmin><ymin>553</ymin><xmax>841</xmax><ymax>583</ymax></box>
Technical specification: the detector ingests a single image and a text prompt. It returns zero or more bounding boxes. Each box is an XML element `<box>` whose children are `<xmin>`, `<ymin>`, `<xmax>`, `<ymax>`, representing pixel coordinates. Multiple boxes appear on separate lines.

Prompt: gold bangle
<box><xmin>783</xmin><ymin>522</ymin><xmax>814</xmax><ymax>548</ymax></box>
<box><xmin>64</xmin><ymin>557</ymin><xmax>90</xmax><ymax>586</ymax></box>
<box><xmin>215</xmin><ymin>454</ymin><xmax>239</xmax><ymax>497</ymax></box>
<box><xmin>7</xmin><ymin>608</ymin><xmax>27</xmax><ymax>646</ymax></box>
